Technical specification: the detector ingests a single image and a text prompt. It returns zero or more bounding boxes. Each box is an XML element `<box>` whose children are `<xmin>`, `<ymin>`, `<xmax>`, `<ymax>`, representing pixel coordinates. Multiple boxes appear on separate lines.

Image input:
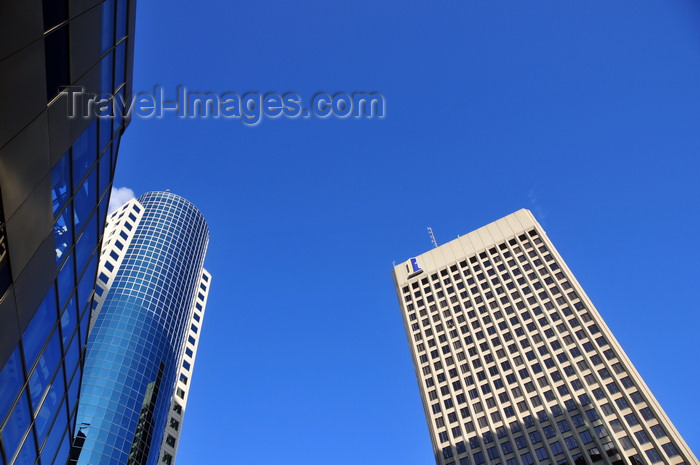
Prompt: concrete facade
<box><xmin>394</xmin><ymin>210</ymin><xmax>697</xmax><ymax>465</ymax></box>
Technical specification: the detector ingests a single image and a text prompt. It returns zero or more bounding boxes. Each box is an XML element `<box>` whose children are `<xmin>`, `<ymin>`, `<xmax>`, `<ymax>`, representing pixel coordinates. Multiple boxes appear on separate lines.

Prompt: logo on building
<box><xmin>407</xmin><ymin>257</ymin><xmax>423</xmax><ymax>276</ymax></box>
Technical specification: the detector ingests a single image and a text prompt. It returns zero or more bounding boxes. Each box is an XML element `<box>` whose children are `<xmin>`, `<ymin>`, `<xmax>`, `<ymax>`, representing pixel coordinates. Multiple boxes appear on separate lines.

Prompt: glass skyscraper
<box><xmin>394</xmin><ymin>210</ymin><xmax>697</xmax><ymax>465</ymax></box>
<box><xmin>0</xmin><ymin>1</ymin><xmax>136</xmax><ymax>464</ymax></box>
<box><xmin>71</xmin><ymin>192</ymin><xmax>211</xmax><ymax>465</ymax></box>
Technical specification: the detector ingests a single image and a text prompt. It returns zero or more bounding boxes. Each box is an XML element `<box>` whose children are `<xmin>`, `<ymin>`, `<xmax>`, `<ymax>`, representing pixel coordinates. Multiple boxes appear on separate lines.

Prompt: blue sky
<box><xmin>113</xmin><ymin>1</ymin><xmax>700</xmax><ymax>463</ymax></box>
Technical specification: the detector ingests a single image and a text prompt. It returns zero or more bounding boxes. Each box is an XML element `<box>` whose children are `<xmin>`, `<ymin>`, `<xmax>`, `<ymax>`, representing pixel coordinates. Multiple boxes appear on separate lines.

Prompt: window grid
<box><xmin>72</xmin><ymin>192</ymin><xmax>210</xmax><ymax>465</ymax></box>
<box><xmin>397</xmin><ymin>212</ymin><xmax>694</xmax><ymax>465</ymax></box>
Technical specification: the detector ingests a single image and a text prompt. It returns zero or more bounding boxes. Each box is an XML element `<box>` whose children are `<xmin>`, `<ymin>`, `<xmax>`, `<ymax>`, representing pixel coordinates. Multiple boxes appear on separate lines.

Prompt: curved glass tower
<box><xmin>72</xmin><ymin>192</ymin><xmax>210</xmax><ymax>465</ymax></box>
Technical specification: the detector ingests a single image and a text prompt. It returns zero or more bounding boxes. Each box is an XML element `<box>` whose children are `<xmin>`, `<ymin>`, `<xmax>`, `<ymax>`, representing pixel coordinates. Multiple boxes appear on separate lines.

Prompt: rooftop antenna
<box><xmin>427</xmin><ymin>227</ymin><xmax>438</xmax><ymax>248</ymax></box>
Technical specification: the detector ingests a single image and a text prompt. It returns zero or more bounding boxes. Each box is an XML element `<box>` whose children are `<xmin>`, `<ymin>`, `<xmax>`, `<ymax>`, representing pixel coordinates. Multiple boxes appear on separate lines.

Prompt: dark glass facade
<box><xmin>73</xmin><ymin>192</ymin><xmax>210</xmax><ymax>465</ymax></box>
<box><xmin>0</xmin><ymin>0</ymin><xmax>137</xmax><ymax>464</ymax></box>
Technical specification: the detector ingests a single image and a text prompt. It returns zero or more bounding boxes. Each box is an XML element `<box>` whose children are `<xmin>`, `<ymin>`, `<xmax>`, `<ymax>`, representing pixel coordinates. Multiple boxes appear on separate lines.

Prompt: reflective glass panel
<box><xmin>34</xmin><ymin>367</ymin><xmax>65</xmax><ymax>443</ymax></box>
<box><xmin>100</xmin><ymin>0</ymin><xmax>115</xmax><ymax>53</ymax></box>
<box><xmin>60</xmin><ymin>294</ymin><xmax>79</xmax><ymax>346</ymax></box>
<box><xmin>98</xmin><ymin>154</ymin><xmax>112</xmax><ymax>200</ymax></box>
<box><xmin>28</xmin><ymin>329</ymin><xmax>62</xmax><ymax>408</ymax></box>
<box><xmin>77</xmin><ymin>258</ymin><xmax>98</xmax><ymax>323</ymax></box>
<box><xmin>13</xmin><ymin>424</ymin><xmax>37</xmax><ymax>465</ymax></box>
<box><xmin>22</xmin><ymin>290</ymin><xmax>58</xmax><ymax>369</ymax></box>
<box><xmin>51</xmin><ymin>153</ymin><xmax>71</xmax><ymax>218</ymax></box>
<box><xmin>67</xmin><ymin>362</ymin><xmax>81</xmax><ymax>415</ymax></box>
<box><xmin>0</xmin><ymin>347</ymin><xmax>23</xmax><ymax>421</ymax></box>
<box><xmin>54</xmin><ymin>202</ymin><xmax>73</xmax><ymax>264</ymax></box>
<box><xmin>116</xmin><ymin>0</ymin><xmax>127</xmax><ymax>40</ymax></box>
<box><xmin>57</xmin><ymin>254</ymin><xmax>75</xmax><ymax>310</ymax></box>
<box><xmin>115</xmin><ymin>41</ymin><xmax>126</xmax><ymax>88</ymax></box>
<box><xmin>74</xmin><ymin>212</ymin><xmax>97</xmax><ymax>280</ymax></box>
<box><xmin>72</xmin><ymin>121</ymin><xmax>97</xmax><ymax>188</ymax></box>
<box><xmin>53</xmin><ymin>429</ymin><xmax>71</xmax><ymax>465</ymax></box>
<box><xmin>40</xmin><ymin>400</ymin><xmax>68</xmax><ymax>465</ymax></box>
<box><xmin>100</xmin><ymin>52</ymin><xmax>114</xmax><ymax>94</ymax></box>
<box><xmin>99</xmin><ymin>112</ymin><xmax>113</xmax><ymax>153</ymax></box>
<box><xmin>2</xmin><ymin>389</ymin><xmax>32</xmax><ymax>459</ymax></box>
<box><xmin>74</xmin><ymin>167</ymin><xmax>98</xmax><ymax>234</ymax></box>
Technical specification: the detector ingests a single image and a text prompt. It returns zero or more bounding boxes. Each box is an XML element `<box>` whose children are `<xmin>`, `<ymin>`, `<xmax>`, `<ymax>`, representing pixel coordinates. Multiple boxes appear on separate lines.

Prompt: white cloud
<box><xmin>109</xmin><ymin>186</ymin><xmax>136</xmax><ymax>213</ymax></box>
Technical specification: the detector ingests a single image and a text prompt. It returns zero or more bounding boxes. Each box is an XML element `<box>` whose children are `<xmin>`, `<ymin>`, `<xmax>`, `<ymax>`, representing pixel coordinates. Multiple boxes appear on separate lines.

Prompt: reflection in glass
<box><xmin>54</xmin><ymin>202</ymin><xmax>73</xmax><ymax>263</ymax></box>
<box><xmin>28</xmin><ymin>330</ymin><xmax>62</xmax><ymax>408</ymax></box>
<box><xmin>72</xmin><ymin>121</ymin><xmax>97</xmax><ymax>188</ymax></box>
<box><xmin>51</xmin><ymin>153</ymin><xmax>71</xmax><ymax>218</ymax></box>
<box><xmin>22</xmin><ymin>291</ymin><xmax>58</xmax><ymax>369</ymax></box>
<box><xmin>0</xmin><ymin>347</ymin><xmax>23</xmax><ymax>421</ymax></box>
<box><xmin>2</xmin><ymin>389</ymin><xmax>32</xmax><ymax>459</ymax></box>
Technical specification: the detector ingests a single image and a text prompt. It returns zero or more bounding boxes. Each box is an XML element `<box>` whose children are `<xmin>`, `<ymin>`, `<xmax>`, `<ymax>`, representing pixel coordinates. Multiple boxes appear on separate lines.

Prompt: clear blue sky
<box><xmin>114</xmin><ymin>1</ymin><xmax>700</xmax><ymax>463</ymax></box>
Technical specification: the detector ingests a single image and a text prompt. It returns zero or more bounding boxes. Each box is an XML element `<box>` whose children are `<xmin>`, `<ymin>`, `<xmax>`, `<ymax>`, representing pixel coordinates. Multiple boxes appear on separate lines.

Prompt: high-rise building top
<box><xmin>393</xmin><ymin>209</ymin><xmax>697</xmax><ymax>465</ymax></box>
<box><xmin>0</xmin><ymin>1</ymin><xmax>136</xmax><ymax>464</ymax></box>
<box><xmin>73</xmin><ymin>192</ymin><xmax>210</xmax><ymax>465</ymax></box>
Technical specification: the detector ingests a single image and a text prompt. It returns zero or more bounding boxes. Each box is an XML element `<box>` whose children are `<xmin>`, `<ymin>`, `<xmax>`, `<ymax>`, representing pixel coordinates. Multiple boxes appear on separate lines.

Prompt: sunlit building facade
<box><xmin>72</xmin><ymin>192</ymin><xmax>210</xmax><ymax>465</ymax></box>
<box><xmin>394</xmin><ymin>210</ymin><xmax>697</xmax><ymax>465</ymax></box>
<box><xmin>0</xmin><ymin>1</ymin><xmax>136</xmax><ymax>464</ymax></box>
